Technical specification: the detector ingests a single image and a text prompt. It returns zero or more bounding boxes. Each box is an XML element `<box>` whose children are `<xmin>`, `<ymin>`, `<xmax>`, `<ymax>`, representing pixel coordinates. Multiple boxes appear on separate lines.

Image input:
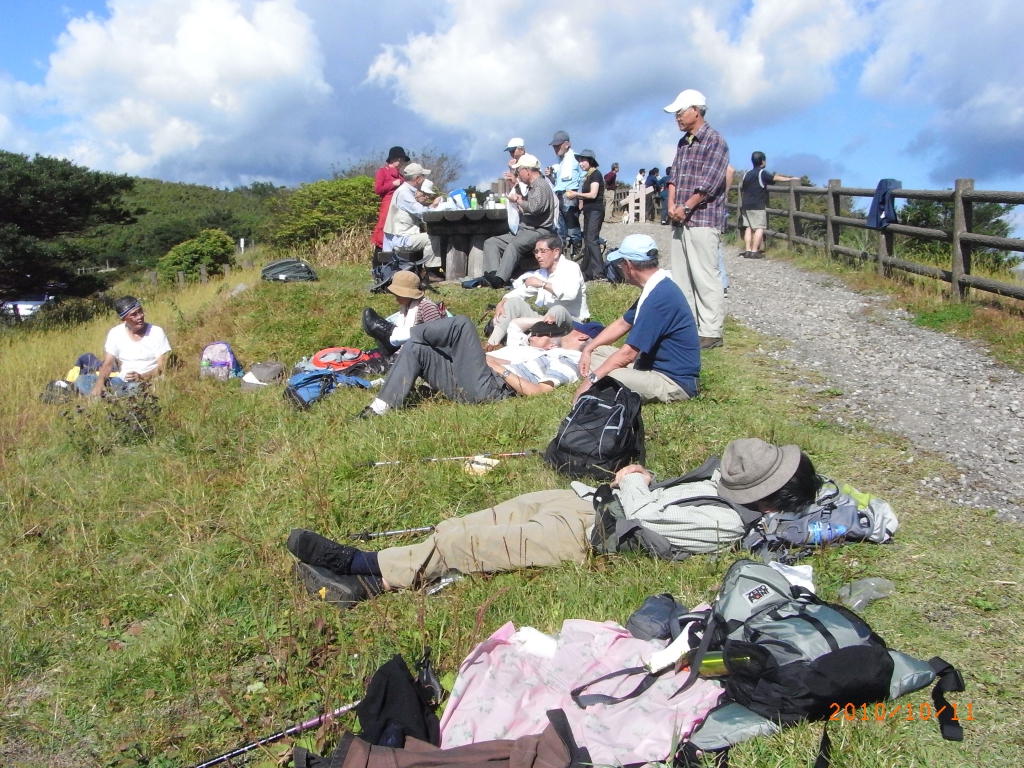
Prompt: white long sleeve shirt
<box><xmin>503</xmin><ymin>257</ymin><xmax>589</xmax><ymax>320</ymax></box>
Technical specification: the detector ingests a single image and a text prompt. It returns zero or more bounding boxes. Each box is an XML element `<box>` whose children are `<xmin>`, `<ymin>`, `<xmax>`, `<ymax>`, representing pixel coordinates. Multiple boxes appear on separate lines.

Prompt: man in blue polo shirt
<box><xmin>574</xmin><ymin>234</ymin><xmax>700</xmax><ymax>403</ymax></box>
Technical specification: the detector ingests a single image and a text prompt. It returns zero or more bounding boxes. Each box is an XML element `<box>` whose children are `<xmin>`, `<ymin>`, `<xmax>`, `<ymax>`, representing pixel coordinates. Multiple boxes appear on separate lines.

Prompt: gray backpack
<box><xmin>677</xmin><ymin>560</ymin><xmax>964</xmax><ymax>766</ymax></box>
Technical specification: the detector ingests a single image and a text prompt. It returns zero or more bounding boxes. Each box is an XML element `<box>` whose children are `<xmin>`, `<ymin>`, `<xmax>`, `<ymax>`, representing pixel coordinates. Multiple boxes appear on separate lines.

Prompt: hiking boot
<box><xmin>287</xmin><ymin>528</ymin><xmax>358</xmax><ymax>573</ymax></box>
<box><xmin>745</xmin><ymin>250</ymin><xmax>765</xmax><ymax>259</ymax></box>
<box><xmin>362</xmin><ymin>307</ymin><xmax>398</xmax><ymax>354</ymax></box>
<box><xmin>355</xmin><ymin>405</ymin><xmax>380</xmax><ymax>420</ymax></box>
<box><xmin>294</xmin><ymin>562</ymin><xmax>381</xmax><ymax>608</ymax></box>
<box><xmin>699</xmin><ymin>336</ymin><xmax>724</xmax><ymax>350</ymax></box>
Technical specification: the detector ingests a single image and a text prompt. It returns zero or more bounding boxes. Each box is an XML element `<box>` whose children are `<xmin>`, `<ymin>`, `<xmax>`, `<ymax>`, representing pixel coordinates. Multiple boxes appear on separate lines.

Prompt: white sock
<box><xmin>370</xmin><ymin>398</ymin><xmax>390</xmax><ymax>415</ymax></box>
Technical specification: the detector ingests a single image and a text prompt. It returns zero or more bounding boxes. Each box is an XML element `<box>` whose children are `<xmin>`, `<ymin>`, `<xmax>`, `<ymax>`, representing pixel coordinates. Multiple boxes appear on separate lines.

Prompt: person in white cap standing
<box><xmin>502</xmin><ymin>137</ymin><xmax>528</xmax><ymax>196</ymax></box>
<box><xmin>383</xmin><ymin>162</ymin><xmax>442</xmax><ymax>269</ymax></box>
<box><xmin>663</xmin><ymin>89</ymin><xmax>730</xmax><ymax>350</ymax></box>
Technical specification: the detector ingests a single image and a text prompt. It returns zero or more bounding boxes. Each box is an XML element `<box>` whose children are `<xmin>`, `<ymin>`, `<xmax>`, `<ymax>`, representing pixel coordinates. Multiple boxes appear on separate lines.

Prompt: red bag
<box><xmin>311</xmin><ymin>347</ymin><xmax>372</xmax><ymax>373</ymax></box>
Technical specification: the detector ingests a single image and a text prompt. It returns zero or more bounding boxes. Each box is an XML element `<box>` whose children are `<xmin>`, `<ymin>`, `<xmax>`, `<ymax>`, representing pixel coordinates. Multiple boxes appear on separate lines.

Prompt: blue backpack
<box><xmin>283</xmin><ymin>370</ymin><xmax>372</xmax><ymax>409</ymax></box>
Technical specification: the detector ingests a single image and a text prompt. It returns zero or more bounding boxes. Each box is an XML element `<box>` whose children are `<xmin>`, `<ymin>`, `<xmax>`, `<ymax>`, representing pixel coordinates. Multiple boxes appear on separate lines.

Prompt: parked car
<box><xmin>1</xmin><ymin>294</ymin><xmax>54</xmax><ymax>321</ymax></box>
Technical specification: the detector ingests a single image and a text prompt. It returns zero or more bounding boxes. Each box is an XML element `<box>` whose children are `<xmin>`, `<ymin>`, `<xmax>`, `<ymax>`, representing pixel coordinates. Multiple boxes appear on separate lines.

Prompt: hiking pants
<box><xmin>588</xmin><ymin>346</ymin><xmax>693</xmax><ymax>403</ymax></box>
<box><xmin>580</xmin><ymin>206</ymin><xmax>605</xmax><ymax>280</ymax></box>
<box><xmin>376</xmin><ymin>490</ymin><xmax>594</xmax><ymax>588</ymax></box>
<box><xmin>483</xmin><ymin>226</ymin><xmax>551</xmax><ymax>282</ymax></box>
<box><xmin>377</xmin><ymin>315</ymin><xmax>511</xmax><ymax>408</ymax></box>
<box><xmin>670</xmin><ymin>225</ymin><xmax>724</xmax><ymax>339</ymax></box>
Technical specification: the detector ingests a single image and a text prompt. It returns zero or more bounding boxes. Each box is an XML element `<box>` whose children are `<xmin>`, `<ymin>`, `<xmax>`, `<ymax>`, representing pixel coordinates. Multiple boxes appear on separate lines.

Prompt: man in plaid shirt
<box><xmin>664</xmin><ymin>89</ymin><xmax>730</xmax><ymax>349</ymax></box>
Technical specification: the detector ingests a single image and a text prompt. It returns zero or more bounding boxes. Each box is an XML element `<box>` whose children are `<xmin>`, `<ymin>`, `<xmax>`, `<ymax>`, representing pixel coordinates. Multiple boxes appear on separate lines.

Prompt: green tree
<box><xmin>900</xmin><ymin>198</ymin><xmax>1013</xmax><ymax>272</ymax></box>
<box><xmin>156</xmin><ymin>228</ymin><xmax>235</xmax><ymax>283</ymax></box>
<box><xmin>272</xmin><ymin>176</ymin><xmax>377</xmax><ymax>247</ymax></box>
<box><xmin>0</xmin><ymin>151</ymin><xmax>135</xmax><ymax>299</ymax></box>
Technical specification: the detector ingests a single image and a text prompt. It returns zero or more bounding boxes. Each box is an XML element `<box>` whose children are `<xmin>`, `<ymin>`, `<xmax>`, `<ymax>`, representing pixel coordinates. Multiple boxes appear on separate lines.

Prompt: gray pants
<box><xmin>488</xmin><ymin>299</ymin><xmax>573</xmax><ymax>345</ymax></box>
<box><xmin>482</xmin><ymin>226</ymin><xmax>551</xmax><ymax>282</ymax></box>
<box><xmin>377</xmin><ymin>315</ymin><xmax>512</xmax><ymax>408</ymax></box>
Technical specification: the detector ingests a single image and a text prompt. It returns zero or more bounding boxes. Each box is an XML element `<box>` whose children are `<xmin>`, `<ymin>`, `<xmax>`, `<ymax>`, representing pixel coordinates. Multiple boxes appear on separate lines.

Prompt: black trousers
<box><xmin>581</xmin><ymin>206</ymin><xmax>605</xmax><ymax>280</ymax></box>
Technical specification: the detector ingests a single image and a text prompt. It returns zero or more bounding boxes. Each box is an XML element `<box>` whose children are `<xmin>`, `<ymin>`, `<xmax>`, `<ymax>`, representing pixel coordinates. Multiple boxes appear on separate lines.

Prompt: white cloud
<box><xmin>860</xmin><ymin>0</ymin><xmax>1024</xmax><ymax>182</ymax></box>
<box><xmin>367</xmin><ymin>0</ymin><xmax>867</xmax><ymax>170</ymax></box>
<box><xmin>5</xmin><ymin>0</ymin><xmax>330</xmax><ymax>176</ymax></box>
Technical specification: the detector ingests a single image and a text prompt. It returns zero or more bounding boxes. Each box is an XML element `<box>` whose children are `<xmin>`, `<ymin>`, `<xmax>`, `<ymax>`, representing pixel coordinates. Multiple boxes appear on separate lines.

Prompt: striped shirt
<box><xmin>669</xmin><ymin>122</ymin><xmax>730</xmax><ymax>231</ymax></box>
<box><xmin>487</xmin><ymin>347</ymin><xmax>581</xmax><ymax>389</ymax></box>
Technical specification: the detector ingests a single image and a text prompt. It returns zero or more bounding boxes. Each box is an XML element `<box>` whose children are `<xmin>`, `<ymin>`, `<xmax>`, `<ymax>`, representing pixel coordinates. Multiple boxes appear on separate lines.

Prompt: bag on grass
<box><xmin>283</xmin><ymin>370</ymin><xmax>371</xmax><ymax>409</ymax></box>
<box><xmin>200</xmin><ymin>341</ymin><xmax>244</xmax><ymax>381</ymax></box>
<box><xmin>674</xmin><ymin>559</ymin><xmax>965</xmax><ymax>766</ymax></box>
<box><xmin>240</xmin><ymin>361</ymin><xmax>286</xmax><ymax>391</ymax></box>
<box><xmin>543</xmin><ymin>377</ymin><xmax>644</xmax><ymax>481</ymax></box>
<box><xmin>261</xmin><ymin>258</ymin><xmax>318</xmax><ymax>282</ymax></box>
<box><xmin>743</xmin><ymin>479</ymin><xmax>899</xmax><ymax>564</ymax></box>
<box><xmin>311</xmin><ymin>346</ymin><xmax>373</xmax><ymax>373</ymax></box>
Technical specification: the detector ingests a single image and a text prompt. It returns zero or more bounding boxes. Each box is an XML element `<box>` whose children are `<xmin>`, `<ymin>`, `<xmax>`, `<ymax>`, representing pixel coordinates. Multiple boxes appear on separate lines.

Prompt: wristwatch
<box><xmin>502</xmin><ymin>370</ymin><xmax>513</xmax><ymax>379</ymax></box>
<box><xmin>588</xmin><ymin>372</ymin><xmax>599</xmax><ymax>383</ymax></box>
<box><xmin>683</xmin><ymin>205</ymin><xmax>693</xmax><ymax>216</ymax></box>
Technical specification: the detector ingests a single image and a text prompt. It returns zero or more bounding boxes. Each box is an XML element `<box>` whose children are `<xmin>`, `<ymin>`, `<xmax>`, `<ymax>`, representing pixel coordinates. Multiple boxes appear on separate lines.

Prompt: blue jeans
<box><xmin>555</xmin><ymin>192</ymin><xmax>582</xmax><ymax>242</ymax></box>
<box><xmin>75</xmin><ymin>374</ymin><xmax>141</xmax><ymax>397</ymax></box>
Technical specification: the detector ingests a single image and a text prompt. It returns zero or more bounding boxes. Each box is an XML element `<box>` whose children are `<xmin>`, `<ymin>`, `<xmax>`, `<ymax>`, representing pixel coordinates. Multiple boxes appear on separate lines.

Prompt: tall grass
<box><xmin>1</xmin><ymin>263</ymin><xmax>1021</xmax><ymax>767</ymax></box>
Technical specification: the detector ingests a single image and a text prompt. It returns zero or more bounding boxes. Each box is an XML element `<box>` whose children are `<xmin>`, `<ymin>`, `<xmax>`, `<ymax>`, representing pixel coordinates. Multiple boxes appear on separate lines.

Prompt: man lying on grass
<box><xmin>286</xmin><ymin>438</ymin><xmax>822</xmax><ymax>607</ymax></box>
<box><xmin>77</xmin><ymin>296</ymin><xmax>171</xmax><ymax>397</ymax></box>
<box><xmin>357</xmin><ymin>314</ymin><xmax>599</xmax><ymax>418</ymax></box>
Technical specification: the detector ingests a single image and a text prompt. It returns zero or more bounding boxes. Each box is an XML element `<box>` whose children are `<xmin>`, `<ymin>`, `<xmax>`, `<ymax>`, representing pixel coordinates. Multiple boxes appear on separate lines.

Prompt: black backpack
<box><xmin>261</xmin><ymin>258</ymin><xmax>318</xmax><ymax>282</ymax></box>
<box><xmin>544</xmin><ymin>377</ymin><xmax>644</xmax><ymax>481</ymax></box>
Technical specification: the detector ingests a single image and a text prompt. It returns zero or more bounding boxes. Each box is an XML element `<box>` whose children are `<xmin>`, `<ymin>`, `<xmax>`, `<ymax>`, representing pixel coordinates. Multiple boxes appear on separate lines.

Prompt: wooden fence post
<box><xmin>787</xmin><ymin>180</ymin><xmax>798</xmax><ymax>246</ymax></box>
<box><xmin>176</xmin><ymin>271</ymin><xmax>185</xmax><ymax>289</ymax></box>
<box><xmin>878</xmin><ymin>230</ymin><xmax>893</xmax><ymax>276</ymax></box>
<box><xmin>825</xmin><ymin>179</ymin><xmax>841</xmax><ymax>260</ymax></box>
<box><xmin>244</xmin><ymin>259</ymin><xmax>254</xmax><ymax>270</ymax></box>
<box><xmin>148</xmin><ymin>270</ymin><xmax>158</xmax><ymax>287</ymax></box>
<box><xmin>199</xmin><ymin>265</ymin><xmax>208</xmax><ymax>284</ymax></box>
<box><xmin>951</xmin><ymin>178</ymin><xmax>974</xmax><ymax>301</ymax></box>
<box><xmin>224</xmin><ymin>263</ymin><xmax>232</xmax><ymax>278</ymax></box>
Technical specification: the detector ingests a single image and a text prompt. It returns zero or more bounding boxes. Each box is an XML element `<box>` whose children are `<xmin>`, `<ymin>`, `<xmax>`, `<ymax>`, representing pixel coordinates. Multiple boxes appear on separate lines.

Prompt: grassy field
<box><xmin>1</xmin><ymin>261</ymin><xmax>1022</xmax><ymax>767</ymax></box>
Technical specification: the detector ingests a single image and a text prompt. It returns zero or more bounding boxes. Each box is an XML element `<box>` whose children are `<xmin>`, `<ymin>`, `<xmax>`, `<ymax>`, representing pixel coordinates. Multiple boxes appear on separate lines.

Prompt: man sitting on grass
<box><xmin>76</xmin><ymin>296</ymin><xmax>171</xmax><ymax>397</ymax></box>
<box><xmin>286</xmin><ymin>438</ymin><xmax>822</xmax><ymax>606</ymax></box>
<box><xmin>574</xmin><ymin>234</ymin><xmax>700</xmax><ymax>404</ymax></box>
<box><xmin>357</xmin><ymin>314</ymin><xmax>597</xmax><ymax>417</ymax></box>
<box><xmin>484</xmin><ymin>233</ymin><xmax>589</xmax><ymax>349</ymax></box>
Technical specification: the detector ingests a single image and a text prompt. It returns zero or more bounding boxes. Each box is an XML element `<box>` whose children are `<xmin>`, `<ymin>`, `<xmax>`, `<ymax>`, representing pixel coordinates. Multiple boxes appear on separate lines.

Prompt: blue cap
<box><xmin>606</xmin><ymin>234</ymin><xmax>658</xmax><ymax>262</ymax></box>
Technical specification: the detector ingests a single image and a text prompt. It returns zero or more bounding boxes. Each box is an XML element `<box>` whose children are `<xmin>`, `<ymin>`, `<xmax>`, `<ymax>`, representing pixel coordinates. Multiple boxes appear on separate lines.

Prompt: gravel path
<box><xmin>602</xmin><ymin>220</ymin><xmax>1024</xmax><ymax>523</ymax></box>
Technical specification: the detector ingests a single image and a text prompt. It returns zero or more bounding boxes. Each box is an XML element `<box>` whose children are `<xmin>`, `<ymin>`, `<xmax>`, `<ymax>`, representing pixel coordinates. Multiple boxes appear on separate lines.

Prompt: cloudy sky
<box><xmin>2</xmin><ymin>0</ymin><xmax>1023</xmax><ymax>194</ymax></box>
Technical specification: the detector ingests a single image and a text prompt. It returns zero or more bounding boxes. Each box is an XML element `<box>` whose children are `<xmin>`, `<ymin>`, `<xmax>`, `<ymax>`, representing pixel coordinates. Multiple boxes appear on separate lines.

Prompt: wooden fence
<box><xmin>723</xmin><ymin>179</ymin><xmax>1024</xmax><ymax>302</ymax></box>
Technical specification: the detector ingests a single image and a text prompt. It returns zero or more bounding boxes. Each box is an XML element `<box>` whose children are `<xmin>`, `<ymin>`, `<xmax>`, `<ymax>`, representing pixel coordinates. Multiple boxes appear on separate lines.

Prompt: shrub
<box><xmin>157</xmin><ymin>228</ymin><xmax>235</xmax><ymax>283</ymax></box>
<box><xmin>272</xmin><ymin>176</ymin><xmax>377</xmax><ymax>248</ymax></box>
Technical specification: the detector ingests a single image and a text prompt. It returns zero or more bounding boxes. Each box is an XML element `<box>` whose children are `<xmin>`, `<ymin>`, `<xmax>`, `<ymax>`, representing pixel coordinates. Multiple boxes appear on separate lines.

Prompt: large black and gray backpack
<box><xmin>261</xmin><ymin>258</ymin><xmax>318</xmax><ymax>282</ymax></box>
<box><xmin>543</xmin><ymin>377</ymin><xmax>644</xmax><ymax>481</ymax></box>
<box><xmin>676</xmin><ymin>560</ymin><xmax>965</xmax><ymax>766</ymax></box>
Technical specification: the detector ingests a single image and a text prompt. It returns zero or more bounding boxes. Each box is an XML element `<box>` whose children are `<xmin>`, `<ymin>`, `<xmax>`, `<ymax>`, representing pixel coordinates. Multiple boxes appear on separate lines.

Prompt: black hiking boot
<box><xmin>362</xmin><ymin>307</ymin><xmax>399</xmax><ymax>354</ymax></box>
<box><xmin>287</xmin><ymin>528</ymin><xmax>358</xmax><ymax>573</ymax></box>
<box><xmin>293</xmin><ymin>563</ymin><xmax>381</xmax><ymax>608</ymax></box>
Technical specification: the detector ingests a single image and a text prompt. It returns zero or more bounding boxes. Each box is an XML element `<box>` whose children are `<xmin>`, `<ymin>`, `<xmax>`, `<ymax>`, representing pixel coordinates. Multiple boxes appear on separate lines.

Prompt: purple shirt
<box><xmin>669</xmin><ymin>122</ymin><xmax>730</xmax><ymax>231</ymax></box>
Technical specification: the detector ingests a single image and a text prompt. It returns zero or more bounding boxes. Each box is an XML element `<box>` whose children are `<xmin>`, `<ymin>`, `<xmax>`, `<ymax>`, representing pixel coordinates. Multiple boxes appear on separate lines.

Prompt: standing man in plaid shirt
<box><xmin>664</xmin><ymin>89</ymin><xmax>730</xmax><ymax>349</ymax></box>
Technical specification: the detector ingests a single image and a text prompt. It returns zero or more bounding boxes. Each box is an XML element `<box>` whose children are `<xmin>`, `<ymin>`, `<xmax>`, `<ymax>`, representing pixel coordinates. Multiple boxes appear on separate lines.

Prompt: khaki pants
<box><xmin>395</xmin><ymin>232</ymin><xmax>442</xmax><ymax>269</ymax></box>
<box><xmin>670</xmin><ymin>225</ymin><xmax>724</xmax><ymax>338</ymax></box>
<box><xmin>488</xmin><ymin>299</ymin><xmax>573</xmax><ymax>345</ymax></box>
<box><xmin>589</xmin><ymin>346</ymin><xmax>691</xmax><ymax>403</ymax></box>
<box><xmin>376</xmin><ymin>490</ymin><xmax>593</xmax><ymax>588</ymax></box>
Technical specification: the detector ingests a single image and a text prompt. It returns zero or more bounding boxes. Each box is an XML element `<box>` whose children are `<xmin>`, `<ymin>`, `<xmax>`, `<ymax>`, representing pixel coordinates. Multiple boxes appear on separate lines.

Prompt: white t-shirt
<box><xmin>104</xmin><ymin>323</ymin><xmax>172</xmax><ymax>377</ymax></box>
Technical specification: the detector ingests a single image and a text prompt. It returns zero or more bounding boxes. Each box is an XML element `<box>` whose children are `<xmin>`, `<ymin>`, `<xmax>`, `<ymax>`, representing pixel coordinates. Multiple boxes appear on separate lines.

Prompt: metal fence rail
<box><xmin>724</xmin><ymin>178</ymin><xmax>1024</xmax><ymax>302</ymax></box>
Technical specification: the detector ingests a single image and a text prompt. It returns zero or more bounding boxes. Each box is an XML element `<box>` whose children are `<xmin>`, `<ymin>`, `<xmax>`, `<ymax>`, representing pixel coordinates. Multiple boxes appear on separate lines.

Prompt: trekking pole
<box><xmin>191</xmin><ymin>701</ymin><xmax>360</xmax><ymax>768</ymax></box>
<box><xmin>361</xmin><ymin>449</ymin><xmax>538</xmax><ymax>467</ymax></box>
<box><xmin>350</xmin><ymin>526</ymin><xmax>435</xmax><ymax>541</ymax></box>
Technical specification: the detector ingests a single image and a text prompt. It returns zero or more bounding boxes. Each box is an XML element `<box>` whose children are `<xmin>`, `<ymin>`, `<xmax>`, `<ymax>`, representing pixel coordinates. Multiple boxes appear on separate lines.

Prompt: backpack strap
<box><xmin>928</xmin><ymin>657</ymin><xmax>965</xmax><ymax>741</ymax></box>
<box><xmin>650</xmin><ymin>455</ymin><xmax>721</xmax><ymax>487</ymax></box>
<box><xmin>545</xmin><ymin>709</ymin><xmax>593</xmax><ymax>768</ymax></box>
<box><xmin>570</xmin><ymin>666</ymin><xmax>660</xmax><ymax>708</ymax></box>
<box><xmin>669</xmin><ymin>613</ymin><xmax>720</xmax><ymax>699</ymax></box>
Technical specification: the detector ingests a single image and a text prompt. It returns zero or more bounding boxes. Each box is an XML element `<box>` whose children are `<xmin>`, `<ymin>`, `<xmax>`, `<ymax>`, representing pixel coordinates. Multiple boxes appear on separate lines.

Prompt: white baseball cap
<box><xmin>664</xmin><ymin>89</ymin><xmax>707</xmax><ymax>113</ymax></box>
<box><xmin>505</xmin><ymin>137</ymin><xmax>525</xmax><ymax>151</ymax></box>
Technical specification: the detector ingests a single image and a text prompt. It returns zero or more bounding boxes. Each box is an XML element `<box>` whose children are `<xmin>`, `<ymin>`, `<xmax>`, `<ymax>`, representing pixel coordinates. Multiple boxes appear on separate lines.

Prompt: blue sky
<box><xmin>1</xmin><ymin>0</ymin><xmax>1023</xmax><ymax>200</ymax></box>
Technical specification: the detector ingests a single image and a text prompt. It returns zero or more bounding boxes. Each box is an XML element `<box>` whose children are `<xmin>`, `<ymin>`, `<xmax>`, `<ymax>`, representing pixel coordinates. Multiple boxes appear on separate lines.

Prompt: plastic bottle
<box><xmin>469</xmin><ymin>194</ymin><xmax>478</xmax><ymax>210</ymax></box>
<box><xmin>679</xmin><ymin>650</ymin><xmax>749</xmax><ymax>677</ymax></box>
<box><xmin>838</xmin><ymin>577</ymin><xmax>895</xmax><ymax>612</ymax></box>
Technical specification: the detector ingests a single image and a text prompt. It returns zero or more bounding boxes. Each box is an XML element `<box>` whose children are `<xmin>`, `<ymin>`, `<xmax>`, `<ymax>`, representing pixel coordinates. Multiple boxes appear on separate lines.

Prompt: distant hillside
<box><xmin>84</xmin><ymin>178</ymin><xmax>283</xmax><ymax>269</ymax></box>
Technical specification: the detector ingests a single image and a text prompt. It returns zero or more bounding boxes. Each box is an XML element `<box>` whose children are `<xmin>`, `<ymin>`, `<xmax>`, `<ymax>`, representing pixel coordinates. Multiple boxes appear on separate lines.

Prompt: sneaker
<box><xmin>355</xmin><ymin>405</ymin><xmax>380</xmax><ymax>420</ymax></box>
<box><xmin>699</xmin><ymin>336</ymin><xmax>724</xmax><ymax>350</ymax></box>
<box><xmin>745</xmin><ymin>251</ymin><xmax>765</xmax><ymax>259</ymax></box>
<box><xmin>287</xmin><ymin>528</ymin><xmax>358</xmax><ymax>573</ymax></box>
<box><xmin>294</xmin><ymin>562</ymin><xmax>381</xmax><ymax>608</ymax></box>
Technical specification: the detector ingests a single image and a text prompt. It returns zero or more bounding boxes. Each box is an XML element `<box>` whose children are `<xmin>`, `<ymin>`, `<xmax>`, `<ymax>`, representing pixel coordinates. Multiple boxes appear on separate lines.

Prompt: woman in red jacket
<box><xmin>372</xmin><ymin>146</ymin><xmax>409</xmax><ymax>251</ymax></box>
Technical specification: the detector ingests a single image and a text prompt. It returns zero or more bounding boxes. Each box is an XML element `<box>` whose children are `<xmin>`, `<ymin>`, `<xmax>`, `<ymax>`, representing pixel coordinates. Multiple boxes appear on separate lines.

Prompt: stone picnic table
<box><xmin>422</xmin><ymin>208</ymin><xmax>509</xmax><ymax>280</ymax></box>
